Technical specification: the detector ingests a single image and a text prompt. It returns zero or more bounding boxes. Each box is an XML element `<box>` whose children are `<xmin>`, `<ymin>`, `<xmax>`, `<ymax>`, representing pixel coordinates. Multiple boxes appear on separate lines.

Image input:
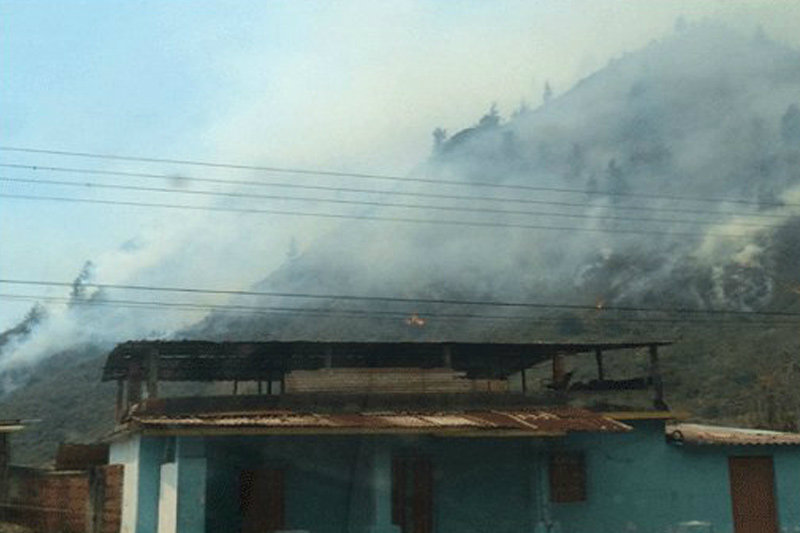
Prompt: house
<box><xmin>101</xmin><ymin>340</ymin><xmax>800</xmax><ymax>533</ymax></box>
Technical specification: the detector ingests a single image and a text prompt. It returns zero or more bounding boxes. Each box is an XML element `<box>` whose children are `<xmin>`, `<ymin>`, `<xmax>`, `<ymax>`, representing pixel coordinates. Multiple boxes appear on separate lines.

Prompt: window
<box><xmin>549</xmin><ymin>452</ymin><xmax>586</xmax><ymax>503</ymax></box>
<box><xmin>392</xmin><ymin>457</ymin><xmax>434</xmax><ymax>533</ymax></box>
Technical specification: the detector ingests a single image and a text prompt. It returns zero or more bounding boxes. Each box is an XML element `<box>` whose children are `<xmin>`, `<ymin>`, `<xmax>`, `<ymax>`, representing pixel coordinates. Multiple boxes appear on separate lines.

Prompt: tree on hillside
<box><xmin>781</xmin><ymin>103</ymin><xmax>800</xmax><ymax>143</ymax></box>
<box><xmin>543</xmin><ymin>81</ymin><xmax>553</xmax><ymax>104</ymax></box>
<box><xmin>478</xmin><ymin>103</ymin><xmax>500</xmax><ymax>128</ymax></box>
<box><xmin>566</xmin><ymin>143</ymin><xmax>586</xmax><ymax>182</ymax></box>
<box><xmin>511</xmin><ymin>100</ymin><xmax>530</xmax><ymax>119</ymax></box>
<box><xmin>749</xmin><ymin>351</ymin><xmax>800</xmax><ymax>431</ymax></box>
<box><xmin>432</xmin><ymin>127</ymin><xmax>448</xmax><ymax>153</ymax></box>
<box><xmin>585</xmin><ymin>173</ymin><xmax>599</xmax><ymax>196</ymax></box>
<box><xmin>286</xmin><ymin>237</ymin><xmax>299</xmax><ymax>262</ymax></box>
<box><xmin>68</xmin><ymin>261</ymin><xmax>95</xmax><ymax>307</ymax></box>
<box><xmin>606</xmin><ymin>158</ymin><xmax>630</xmax><ymax>197</ymax></box>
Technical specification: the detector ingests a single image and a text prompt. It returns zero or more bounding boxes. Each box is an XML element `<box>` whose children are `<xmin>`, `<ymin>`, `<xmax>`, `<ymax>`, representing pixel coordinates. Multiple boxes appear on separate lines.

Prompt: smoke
<box><xmin>4</xmin><ymin>20</ymin><xmax>800</xmax><ymax>382</ymax></box>
<box><xmin>187</xmin><ymin>23</ymin><xmax>800</xmax><ymax>341</ymax></box>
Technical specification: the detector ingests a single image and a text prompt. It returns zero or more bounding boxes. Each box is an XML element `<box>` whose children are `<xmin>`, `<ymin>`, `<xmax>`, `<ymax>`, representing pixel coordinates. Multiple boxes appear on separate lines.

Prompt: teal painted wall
<box><xmin>550</xmin><ymin>421</ymin><xmax>716</xmax><ymax>532</ymax></box>
<box><xmin>117</xmin><ymin>424</ymin><xmax>800</xmax><ymax>533</ymax></box>
<box><xmin>137</xmin><ymin>437</ymin><xmax>165</xmax><ymax>533</ymax></box>
<box><xmin>775</xmin><ymin>451</ymin><xmax>800</xmax><ymax>529</ymax></box>
<box><xmin>427</xmin><ymin>438</ymin><xmax>540</xmax><ymax>533</ymax></box>
<box><xmin>205</xmin><ymin>435</ymin><xmax>380</xmax><ymax>533</ymax></box>
<box><xmin>203</xmin><ymin>435</ymin><xmax>546</xmax><ymax>533</ymax></box>
<box><xmin>176</xmin><ymin>438</ymin><xmax>207</xmax><ymax>533</ymax></box>
<box><xmin>552</xmin><ymin>421</ymin><xmax>800</xmax><ymax>533</ymax></box>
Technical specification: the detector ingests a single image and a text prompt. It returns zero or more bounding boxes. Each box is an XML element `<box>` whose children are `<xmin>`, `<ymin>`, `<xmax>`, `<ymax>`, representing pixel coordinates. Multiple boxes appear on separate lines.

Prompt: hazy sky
<box><xmin>1</xmin><ymin>0</ymin><xmax>799</xmax><ymax>330</ymax></box>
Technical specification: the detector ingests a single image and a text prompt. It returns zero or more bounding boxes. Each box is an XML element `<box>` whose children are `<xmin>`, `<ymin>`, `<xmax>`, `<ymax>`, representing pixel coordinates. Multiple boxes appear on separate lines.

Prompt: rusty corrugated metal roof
<box><xmin>129</xmin><ymin>407</ymin><xmax>630</xmax><ymax>436</ymax></box>
<box><xmin>667</xmin><ymin>423</ymin><xmax>800</xmax><ymax>446</ymax></box>
<box><xmin>0</xmin><ymin>419</ymin><xmax>25</xmax><ymax>433</ymax></box>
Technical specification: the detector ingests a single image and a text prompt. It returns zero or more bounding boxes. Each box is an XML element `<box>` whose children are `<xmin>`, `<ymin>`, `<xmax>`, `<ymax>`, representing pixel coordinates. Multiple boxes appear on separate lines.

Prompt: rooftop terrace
<box><xmin>104</xmin><ymin>340</ymin><xmax>672</xmax><ymax>424</ymax></box>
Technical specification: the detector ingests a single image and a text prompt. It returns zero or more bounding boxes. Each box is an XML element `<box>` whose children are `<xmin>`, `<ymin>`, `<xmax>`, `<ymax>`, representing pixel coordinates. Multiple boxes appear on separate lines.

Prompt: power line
<box><xmin>0</xmin><ymin>293</ymin><xmax>581</xmax><ymax>322</ymax></box>
<box><xmin>2</xmin><ymin>278</ymin><xmax>799</xmax><ymax>318</ymax></box>
<box><xmin>0</xmin><ymin>192</ymin><xmax>754</xmax><ymax>238</ymax></box>
<box><xmin>0</xmin><ymin>175</ymin><xmax>780</xmax><ymax>230</ymax></box>
<box><xmin>1</xmin><ymin>293</ymin><xmax>797</xmax><ymax>328</ymax></box>
<box><xmin>0</xmin><ymin>293</ymin><xmax>482</xmax><ymax>321</ymax></box>
<box><xmin>0</xmin><ymin>162</ymin><xmax>791</xmax><ymax>220</ymax></box>
<box><xmin>0</xmin><ymin>145</ymin><xmax>790</xmax><ymax>208</ymax></box>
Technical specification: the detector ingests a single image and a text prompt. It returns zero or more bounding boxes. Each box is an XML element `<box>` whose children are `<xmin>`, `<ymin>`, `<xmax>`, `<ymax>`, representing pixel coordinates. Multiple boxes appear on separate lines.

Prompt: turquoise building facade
<box><xmin>108</xmin><ymin>418</ymin><xmax>800</xmax><ymax>533</ymax></box>
<box><xmin>101</xmin><ymin>339</ymin><xmax>800</xmax><ymax>533</ymax></box>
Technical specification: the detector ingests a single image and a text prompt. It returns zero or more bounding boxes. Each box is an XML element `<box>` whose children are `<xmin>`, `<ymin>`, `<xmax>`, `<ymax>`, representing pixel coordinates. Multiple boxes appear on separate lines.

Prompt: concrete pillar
<box><xmin>649</xmin><ymin>344</ymin><xmax>666</xmax><ymax>409</ymax></box>
<box><xmin>146</xmin><ymin>349</ymin><xmax>159</xmax><ymax>399</ymax></box>
<box><xmin>109</xmin><ymin>435</ymin><xmax>141</xmax><ymax>533</ymax></box>
<box><xmin>157</xmin><ymin>463</ymin><xmax>178</xmax><ymax>533</ymax></box>
<box><xmin>527</xmin><ymin>445</ymin><xmax>539</xmax><ymax>532</ymax></box>
<box><xmin>533</xmin><ymin>450</ymin><xmax>560</xmax><ymax>533</ymax></box>
<box><xmin>156</xmin><ymin>438</ymin><xmax>207</xmax><ymax>533</ymax></box>
<box><xmin>367</xmin><ymin>444</ymin><xmax>400</xmax><ymax>533</ymax></box>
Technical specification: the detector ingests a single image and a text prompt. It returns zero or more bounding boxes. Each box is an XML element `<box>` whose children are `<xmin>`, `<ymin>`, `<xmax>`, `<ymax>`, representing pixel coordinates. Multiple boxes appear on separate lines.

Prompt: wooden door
<box><xmin>392</xmin><ymin>457</ymin><xmax>433</xmax><ymax>533</ymax></box>
<box><xmin>240</xmin><ymin>468</ymin><xmax>285</xmax><ymax>533</ymax></box>
<box><xmin>729</xmin><ymin>456</ymin><xmax>778</xmax><ymax>533</ymax></box>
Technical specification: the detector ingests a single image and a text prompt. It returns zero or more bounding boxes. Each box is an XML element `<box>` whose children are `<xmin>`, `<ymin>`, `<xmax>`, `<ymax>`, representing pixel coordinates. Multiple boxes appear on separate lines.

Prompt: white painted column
<box><xmin>109</xmin><ymin>435</ymin><xmax>141</xmax><ymax>533</ymax></box>
<box><xmin>157</xmin><ymin>463</ymin><xmax>178</xmax><ymax>533</ymax></box>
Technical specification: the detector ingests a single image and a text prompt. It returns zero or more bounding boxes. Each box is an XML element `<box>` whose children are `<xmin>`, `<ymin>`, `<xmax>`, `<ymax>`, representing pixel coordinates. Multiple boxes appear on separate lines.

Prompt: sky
<box><xmin>1</xmin><ymin>0</ymin><xmax>800</xmax><ymax>331</ymax></box>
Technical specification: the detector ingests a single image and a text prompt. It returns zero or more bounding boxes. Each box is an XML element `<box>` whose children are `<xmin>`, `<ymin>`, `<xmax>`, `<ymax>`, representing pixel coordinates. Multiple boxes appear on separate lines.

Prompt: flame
<box><xmin>595</xmin><ymin>299</ymin><xmax>605</xmax><ymax>310</ymax></box>
<box><xmin>405</xmin><ymin>312</ymin><xmax>426</xmax><ymax>327</ymax></box>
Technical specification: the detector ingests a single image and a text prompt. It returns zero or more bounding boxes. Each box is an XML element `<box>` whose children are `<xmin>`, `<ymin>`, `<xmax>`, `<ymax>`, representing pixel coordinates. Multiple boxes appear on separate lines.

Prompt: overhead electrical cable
<box><xmin>0</xmin><ymin>145</ymin><xmax>792</xmax><ymax>208</ymax></box>
<box><xmin>0</xmin><ymin>175</ymin><xmax>781</xmax><ymax>230</ymax></box>
<box><xmin>0</xmin><ymin>162</ymin><xmax>792</xmax><ymax>220</ymax></box>
<box><xmin>0</xmin><ymin>293</ymin><xmax>493</xmax><ymax>321</ymax></box>
<box><xmin>0</xmin><ymin>192</ymin><xmax>756</xmax><ymax>238</ymax></box>
<box><xmin>2</xmin><ymin>279</ymin><xmax>799</xmax><ymax>318</ymax></box>
<box><xmin>0</xmin><ymin>293</ymin><xmax>797</xmax><ymax>328</ymax></box>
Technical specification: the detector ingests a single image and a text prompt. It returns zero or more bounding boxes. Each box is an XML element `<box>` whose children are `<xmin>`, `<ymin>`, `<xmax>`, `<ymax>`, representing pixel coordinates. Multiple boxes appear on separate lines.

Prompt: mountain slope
<box><xmin>4</xmin><ymin>24</ymin><xmax>800</xmax><ymax>464</ymax></box>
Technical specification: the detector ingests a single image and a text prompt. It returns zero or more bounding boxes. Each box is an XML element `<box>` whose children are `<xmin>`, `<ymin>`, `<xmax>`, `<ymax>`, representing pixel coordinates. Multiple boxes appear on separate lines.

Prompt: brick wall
<box><xmin>97</xmin><ymin>465</ymin><xmax>123</xmax><ymax>533</ymax></box>
<box><xmin>3</xmin><ymin>464</ymin><xmax>123</xmax><ymax>533</ymax></box>
<box><xmin>0</xmin><ymin>434</ymin><xmax>9</xmax><ymax>506</ymax></box>
<box><xmin>4</xmin><ymin>467</ymin><xmax>89</xmax><ymax>532</ymax></box>
<box><xmin>55</xmin><ymin>445</ymin><xmax>109</xmax><ymax>472</ymax></box>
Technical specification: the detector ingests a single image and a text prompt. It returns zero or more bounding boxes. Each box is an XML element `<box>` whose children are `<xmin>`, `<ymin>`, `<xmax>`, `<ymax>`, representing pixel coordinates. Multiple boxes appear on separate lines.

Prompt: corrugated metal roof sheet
<box><xmin>667</xmin><ymin>423</ymin><xmax>800</xmax><ymax>446</ymax></box>
<box><xmin>0</xmin><ymin>419</ymin><xmax>25</xmax><ymax>433</ymax></box>
<box><xmin>129</xmin><ymin>407</ymin><xmax>630</xmax><ymax>436</ymax></box>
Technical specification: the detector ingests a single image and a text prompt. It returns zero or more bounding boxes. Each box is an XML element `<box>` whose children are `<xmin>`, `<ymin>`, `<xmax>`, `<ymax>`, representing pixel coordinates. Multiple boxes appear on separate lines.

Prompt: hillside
<box><xmin>3</xmin><ymin>23</ymin><xmax>800</xmax><ymax>464</ymax></box>
<box><xmin>193</xmin><ymin>24</ymin><xmax>800</xmax><ymax>342</ymax></box>
<box><xmin>0</xmin><ymin>346</ymin><xmax>115</xmax><ymax>465</ymax></box>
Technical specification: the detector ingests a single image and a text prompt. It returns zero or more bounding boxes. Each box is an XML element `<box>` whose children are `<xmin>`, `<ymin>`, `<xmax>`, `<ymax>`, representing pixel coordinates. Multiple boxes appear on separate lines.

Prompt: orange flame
<box><xmin>405</xmin><ymin>312</ymin><xmax>426</xmax><ymax>327</ymax></box>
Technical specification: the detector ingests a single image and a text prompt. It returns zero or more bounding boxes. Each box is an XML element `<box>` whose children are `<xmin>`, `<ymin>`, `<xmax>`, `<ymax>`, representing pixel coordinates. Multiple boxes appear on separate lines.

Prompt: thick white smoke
<box><xmin>3</xmin><ymin>21</ymin><xmax>800</xmax><ymax>383</ymax></box>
